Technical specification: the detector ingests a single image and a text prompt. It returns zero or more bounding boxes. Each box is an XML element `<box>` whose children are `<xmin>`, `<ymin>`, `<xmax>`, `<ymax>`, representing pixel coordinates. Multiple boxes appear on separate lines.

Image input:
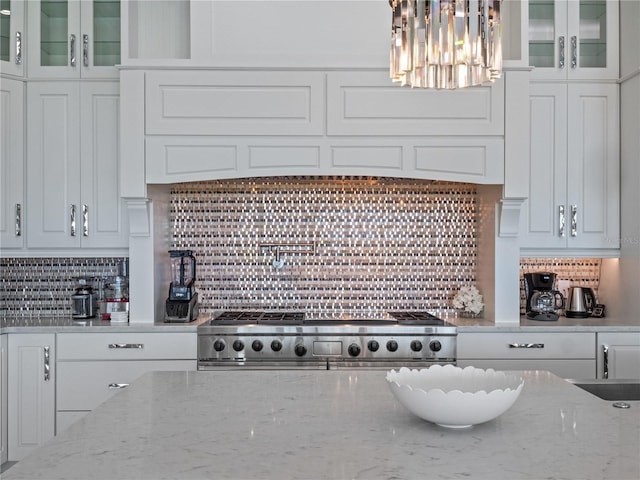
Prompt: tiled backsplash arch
<box><xmin>169</xmin><ymin>177</ymin><xmax>480</xmax><ymax>316</ymax></box>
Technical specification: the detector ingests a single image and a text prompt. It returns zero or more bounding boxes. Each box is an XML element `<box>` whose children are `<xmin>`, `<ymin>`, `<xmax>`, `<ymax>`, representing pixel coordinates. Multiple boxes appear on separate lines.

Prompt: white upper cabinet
<box><xmin>529</xmin><ymin>0</ymin><xmax>619</xmax><ymax>80</ymax></box>
<box><xmin>26</xmin><ymin>81</ymin><xmax>128</xmax><ymax>251</ymax></box>
<box><xmin>521</xmin><ymin>82</ymin><xmax>619</xmax><ymax>253</ymax></box>
<box><xmin>27</xmin><ymin>0</ymin><xmax>120</xmax><ymax>79</ymax></box>
<box><xmin>0</xmin><ymin>0</ymin><xmax>26</xmax><ymax>76</ymax></box>
<box><xmin>0</xmin><ymin>77</ymin><xmax>25</xmax><ymax>251</ymax></box>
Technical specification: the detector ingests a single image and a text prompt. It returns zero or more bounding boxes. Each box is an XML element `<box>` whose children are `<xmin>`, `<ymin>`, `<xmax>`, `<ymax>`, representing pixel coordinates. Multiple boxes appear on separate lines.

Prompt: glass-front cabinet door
<box><xmin>27</xmin><ymin>0</ymin><xmax>120</xmax><ymax>79</ymax></box>
<box><xmin>529</xmin><ymin>0</ymin><xmax>618</xmax><ymax>80</ymax></box>
<box><xmin>0</xmin><ymin>0</ymin><xmax>25</xmax><ymax>76</ymax></box>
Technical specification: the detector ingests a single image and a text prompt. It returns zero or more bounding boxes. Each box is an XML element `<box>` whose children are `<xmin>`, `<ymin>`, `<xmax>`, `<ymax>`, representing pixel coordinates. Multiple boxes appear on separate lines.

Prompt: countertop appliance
<box><xmin>524</xmin><ymin>272</ymin><xmax>565</xmax><ymax>321</ymax></box>
<box><xmin>566</xmin><ymin>287</ymin><xmax>596</xmax><ymax>318</ymax></box>
<box><xmin>71</xmin><ymin>277</ymin><xmax>98</xmax><ymax>319</ymax></box>
<box><xmin>197</xmin><ymin>310</ymin><xmax>457</xmax><ymax>370</ymax></box>
<box><xmin>164</xmin><ymin>250</ymin><xmax>199</xmax><ymax>323</ymax></box>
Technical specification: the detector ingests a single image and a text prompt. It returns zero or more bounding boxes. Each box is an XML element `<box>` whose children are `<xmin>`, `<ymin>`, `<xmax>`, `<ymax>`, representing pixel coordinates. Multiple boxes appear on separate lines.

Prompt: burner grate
<box><xmin>387</xmin><ymin>311</ymin><xmax>445</xmax><ymax>326</ymax></box>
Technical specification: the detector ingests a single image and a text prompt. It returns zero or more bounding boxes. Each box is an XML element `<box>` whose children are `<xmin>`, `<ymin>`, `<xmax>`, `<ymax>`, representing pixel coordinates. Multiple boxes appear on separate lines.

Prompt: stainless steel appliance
<box><xmin>197</xmin><ymin>311</ymin><xmax>457</xmax><ymax>370</ymax></box>
<box><xmin>71</xmin><ymin>276</ymin><xmax>98</xmax><ymax>319</ymax></box>
<box><xmin>524</xmin><ymin>272</ymin><xmax>565</xmax><ymax>321</ymax></box>
<box><xmin>164</xmin><ymin>250</ymin><xmax>199</xmax><ymax>323</ymax></box>
<box><xmin>566</xmin><ymin>287</ymin><xmax>596</xmax><ymax>318</ymax></box>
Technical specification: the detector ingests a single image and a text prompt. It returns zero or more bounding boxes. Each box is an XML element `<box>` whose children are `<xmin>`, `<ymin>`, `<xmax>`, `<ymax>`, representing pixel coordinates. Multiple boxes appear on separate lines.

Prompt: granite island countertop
<box><xmin>4</xmin><ymin>370</ymin><xmax>639</xmax><ymax>480</ymax></box>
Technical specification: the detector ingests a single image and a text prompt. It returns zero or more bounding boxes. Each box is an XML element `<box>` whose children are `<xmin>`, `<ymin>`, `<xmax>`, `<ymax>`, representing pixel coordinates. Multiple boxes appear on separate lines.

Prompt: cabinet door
<box><xmin>1</xmin><ymin>335</ymin><xmax>7</xmax><ymax>465</ymax></box>
<box><xmin>598</xmin><ymin>332</ymin><xmax>640</xmax><ymax>379</ymax></box>
<box><xmin>8</xmin><ymin>334</ymin><xmax>55</xmax><ymax>462</ymax></box>
<box><xmin>26</xmin><ymin>81</ymin><xmax>81</xmax><ymax>249</ymax></box>
<box><xmin>566</xmin><ymin>0</ymin><xmax>619</xmax><ymax>80</ymax></box>
<box><xmin>0</xmin><ymin>77</ymin><xmax>25</xmax><ymax>250</ymax></box>
<box><xmin>27</xmin><ymin>0</ymin><xmax>81</xmax><ymax>78</ymax></box>
<box><xmin>529</xmin><ymin>0</ymin><xmax>619</xmax><ymax>81</ymax></box>
<box><xmin>79</xmin><ymin>82</ymin><xmax>128</xmax><ymax>248</ymax></box>
<box><xmin>0</xmin><ymin>0</ymin><xmax>25</xmax><ymax>77</ymax></box>
<box><xmin>27</xmin><ymin>0</ymin><xmax>120</xmax><ymax>79</ymax></box>
<box><xmin>78</xmin><ymin>0</ymin><xmax>120</xmax><ymax>79</ymax></box>
<box><xmin>521</xmin><ymin>83</ymin><xmax>568</xmax><ymax>249</ymax></box>
<box><xmin>566</xmin><ymin>83</ymin><xmax>619</xmax><ymax>249</ymax></box>
<box><xmin>529</xmin><ymin>0</ymin><xmax>569</xmax><ymax>80</ymax></box>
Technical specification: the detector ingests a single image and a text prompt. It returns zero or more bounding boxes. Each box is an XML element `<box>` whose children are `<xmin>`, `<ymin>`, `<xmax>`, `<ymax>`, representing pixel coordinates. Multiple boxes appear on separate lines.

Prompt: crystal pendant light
<box><xmin>390</xmin><ymin>0</ymin><xmax>502</xmax><ymax>89</ymax></box>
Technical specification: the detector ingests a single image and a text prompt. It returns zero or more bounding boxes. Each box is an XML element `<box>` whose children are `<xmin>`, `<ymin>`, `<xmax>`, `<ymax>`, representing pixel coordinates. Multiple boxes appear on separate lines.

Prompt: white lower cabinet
<box><xmin>55</xmin><ymin>332</ymin><xmax>196</xmax><ymax>432</ymax></box>
<box><xmin>597</xmin><ymin>332</ymin><xmax>640</xmax><ymax>379</ymax></box>
<box><xmin>457</xmin><ymin>332</ymin><xmax>597</xmax><ymax>379</ymax></box>
<box><xmin>1</xmin><ymin>335</ymin><xmax>8</xmax><ymax>465</ymax></box>
<box><xmin>7</xmin><ymin>334</ymin><xmax>55</xmax><ymax>461</ymax></box>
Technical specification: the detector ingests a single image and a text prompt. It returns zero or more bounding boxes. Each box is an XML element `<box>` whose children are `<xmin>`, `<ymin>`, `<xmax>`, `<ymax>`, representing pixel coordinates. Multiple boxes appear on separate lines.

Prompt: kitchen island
<box><xmin>3</xmin><ymin>369</ymin><xmax>639</xmax><ymax>480</ymax></box>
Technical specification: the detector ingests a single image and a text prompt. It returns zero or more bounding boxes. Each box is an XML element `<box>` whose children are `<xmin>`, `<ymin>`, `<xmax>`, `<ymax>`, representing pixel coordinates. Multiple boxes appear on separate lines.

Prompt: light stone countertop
<box><xmin>1</xmin><ymin>313</ymin><xmax>638</xmax><ymax>334</ymax></box>
<box><xmin>3</xmin><ymin>369</ymin><xmax>640</xmax><ymax>480</ymax></box>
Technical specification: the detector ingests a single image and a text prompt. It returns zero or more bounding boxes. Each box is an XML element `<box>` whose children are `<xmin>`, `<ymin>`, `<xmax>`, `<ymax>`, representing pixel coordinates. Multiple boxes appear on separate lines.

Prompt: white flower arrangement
<box><xmin>452</xmin><ymin>285</ymin><xmax>484</xmax><ymax>315</ymax></box>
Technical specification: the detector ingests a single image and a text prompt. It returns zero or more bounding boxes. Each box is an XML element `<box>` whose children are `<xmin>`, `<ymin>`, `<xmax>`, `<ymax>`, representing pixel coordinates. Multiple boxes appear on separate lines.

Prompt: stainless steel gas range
<box><xmin>197</xmin><ymin>311</ymin><xmax>457</xmax><ymax>370</ymax></box>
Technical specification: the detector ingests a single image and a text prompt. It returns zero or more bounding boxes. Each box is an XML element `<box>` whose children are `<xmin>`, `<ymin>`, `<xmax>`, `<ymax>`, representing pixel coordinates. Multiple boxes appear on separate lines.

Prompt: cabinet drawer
<box><xmin>457</xmin><ymin>359</ymin><xmax>596</xmax><ymax>379</ymax></box>
<box><xmin>57</xmin><ymin>360</ymin><xmax>195</xmax><ymax>411</ymax></box>
<box><xmin>57</xmin><ymin>333</ymin><xmax>196</xmax><ymax>360</ymax></box>
<box><xmin>458</xmin><ymin>332</ymin><xmax>595</xmax><ymax>359</ymax></box>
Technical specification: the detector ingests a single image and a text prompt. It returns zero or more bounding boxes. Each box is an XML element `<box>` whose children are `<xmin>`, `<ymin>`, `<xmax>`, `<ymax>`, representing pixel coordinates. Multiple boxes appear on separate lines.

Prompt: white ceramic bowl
<box><xmin>386</xmin><ymin>365</ymin><xmax>524</xmax><ymax>428</ymax></box>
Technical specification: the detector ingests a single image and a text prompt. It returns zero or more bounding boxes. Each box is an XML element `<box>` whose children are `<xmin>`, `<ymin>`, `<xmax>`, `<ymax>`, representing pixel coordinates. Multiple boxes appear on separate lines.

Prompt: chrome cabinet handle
<box><xmin>559</xmin><ymin>36</ymin><xmax>565</xmax><ymax>69</ymax></box>
<box><xmin>603</xmin><ymin>345</ymin><xmax>609</xmax><ymax>379</ymax></box>
<box><xmin>70</xmin><ymin>204</ymin><xmax>76</xmax><ymax>236</ymax></box>
<box><xmin>108</xmin><ymin>343</ymin><xmax>144</xmax><ymax>349</ymax></box>
<box><xmin>70</xmin><ymin>34</ymin><xmax>76</xmax><ymax>67</ymax></box>
<box><xmin>82</xmin><ymin>204</ymin><xmax>89</xmax><ymax>236</ymax></box>
<box><xmin>571</xmin><ymin>205</ymin><xmax>577</xmax><ymax>237</ymax></box>
<box><xmin>15</xmin><ymin>204</ymin><xmax>21</xmax><ymax>236</ymax></box>
<box><xmin>15</xmin><ymin>31</ymin><xmax>22</xmax><ymax>65</ymax></box>
<box><xmin>571</xmin><ymin>35</ymin><xmax>577</xmax><ymax>69</ymax></box>
<box><xmin>108</xmin><ymin>383</ymin><xmax>130</xmax><ymax>389</ymax></box>
<box><xmin>44</xmin><ymin>346</ymin><xmax>51</xmax><ymax>381</ymax></box>
<box><xmin>83</xmin><ymin>34</ymin><xmax>89</xmax><ymax>67</ymax></box>
<box><xmin>509</xmin><ymin>343</ymin><xmax>544</xmax><ymax>349</ymax></box>
<box><xmin>559</xmin><ymin>205</ymin><xmax>565</xmax><ymax>237</ymax></box>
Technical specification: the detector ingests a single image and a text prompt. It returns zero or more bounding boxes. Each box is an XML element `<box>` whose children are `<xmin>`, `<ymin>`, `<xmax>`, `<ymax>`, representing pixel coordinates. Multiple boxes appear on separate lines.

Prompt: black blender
<box><xmin>164</xmin><ymin>250</ymin><xmax>199</xmax><ymax>323</ymax></box>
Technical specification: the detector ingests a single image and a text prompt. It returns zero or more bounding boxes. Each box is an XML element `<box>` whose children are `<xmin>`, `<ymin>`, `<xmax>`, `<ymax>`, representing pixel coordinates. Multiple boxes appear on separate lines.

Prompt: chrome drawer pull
<box><xmin>15</xmin><ymin>204</ymin><xmax>21</xmax><ymax>236</ymax></box>
<box><xmin>83</xmin><ymin>34</ymin><xmax>89</xmax><ymax>67</ymax></box>
<box><xmin>108</xmin><ymin>383</ymin><xmax>130</xmax><ymax>389</ymax></box>
<box><xmin>508</xmin><ymin>343</ymin><xmax>544</xmax><ymax>349</ymax></box>
<box><xmin>108</xmin><ymin>343</ymin><xmax>144</xmax><ymax>349</ymax></box>
<box><xmin>44</xmin><ymin>346</ymin><xmax>51</xmax><ymax>381</ymax></box>
<box><xmin>70</xmin><ymin>34</ymin><xmax>76</xmax><ymax>67</ymax></box>
<box><xmin>603</xmin><ymin>345</ymin><xmax>609</xmax><ymax>379</ymax></box>
<box><xmin>15</xmin><ymin>31</ymin><xmax>22</xmax><ymax>65</ymax></box>
<box><xmin>70</xmin><ymin>204</ymin><xmax>76</xmax><ymax>236</ymax></box>
<box><xmin>82</xmin><ymin>204</ymin><xmax>89</xmax><ymax>236</ymax></box>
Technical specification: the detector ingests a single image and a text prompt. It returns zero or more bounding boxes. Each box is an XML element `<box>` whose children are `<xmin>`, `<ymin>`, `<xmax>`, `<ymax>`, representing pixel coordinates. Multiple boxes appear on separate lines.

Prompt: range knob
<box><xmin>348</xmin><ymin>343</ymin><xmax>361</xmax><ymax>357</ymax></box>
<box><xmin>294</xmin><ymin>344</ymin><xmax>307</xmax><ymax>357</ymax></box>
<box><xmin>213</xmin><ymin>339</ymin><xmax>226</xmax><ymax>352</ymax></box>
<box><xmin>271</xmin><ymin>339</ymin><xmax>283</xmax><ymax>352</ymax></box>
<box><xmin>429</xmin><ymin>340</ymin><xmax>442</xmax><ymax>352</ymax></box>
<box><xmin>252</xmin><ymin>340</ymin><xmax>264</xmax><ymax>352</ymax></box>
<box><xmin>386</xmin><ymin>340</ymin><xmax>398</xmax><ymax>352</ymax></box>
<box><xmin>367</xmin><ymin>340</ymin><xmax>380</xmax><ymax>352</ymax></box>
<box><xmin>232</xmin><ymin>340</ymin><xmax>244</xmax><ymax>352</ymax></box>
<box><xmin>410</xmin><ymin>340</ymin><xmax>423</xmax><ymax>352</ymax></box>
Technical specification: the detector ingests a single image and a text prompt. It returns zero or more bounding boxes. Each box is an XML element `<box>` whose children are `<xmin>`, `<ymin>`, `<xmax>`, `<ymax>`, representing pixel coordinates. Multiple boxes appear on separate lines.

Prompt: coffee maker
<box><xmin>523</xmin><ymin>272</ymin><xmax>565</xmax><ymax>321</ymax></box>
<box><xmin>164</xmin><ymin>250</ymin><xmax>199</xmax><ymax>323</ymax></box>
<box><xmin>71</xmin><ymin>276</ymin><xmax>98</xmax><ymax>319</ymax></box>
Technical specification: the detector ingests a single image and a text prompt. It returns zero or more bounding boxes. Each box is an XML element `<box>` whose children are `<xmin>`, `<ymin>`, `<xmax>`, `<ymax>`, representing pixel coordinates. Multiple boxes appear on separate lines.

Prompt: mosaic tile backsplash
<box><xmin>170</xmin><ymin>178</ymin><xmax>479</xmax><ymax>316</ymax></box>
<box><xmin>1</xmin><ymin>257</ymin><xmax>126</xmax><ymax>316</ymax></box>
<box><xmin>0</xmin><ymin>177</ymin><xmax>604</xmax><ymax>320</ymax></box>
<box><xmin>519</xmin><ymin>258</ymin><xmax>602</xmax><ymax>313</ymax></box>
